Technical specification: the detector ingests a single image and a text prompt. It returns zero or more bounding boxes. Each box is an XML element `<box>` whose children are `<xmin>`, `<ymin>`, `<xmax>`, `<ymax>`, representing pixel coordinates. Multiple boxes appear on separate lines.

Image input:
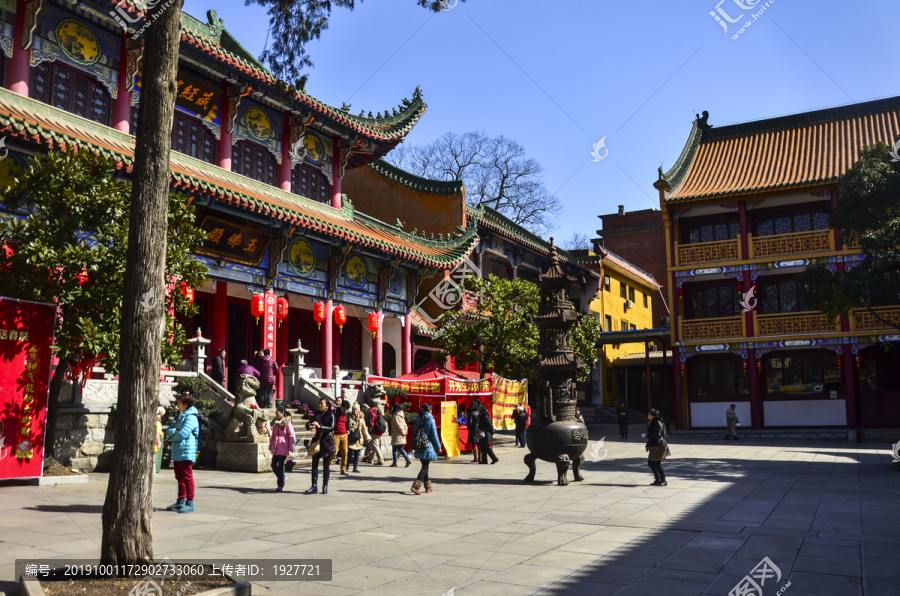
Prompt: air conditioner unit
<box><xmin>626</xmin><ymin>299</ymin><xmax>633</xmax><ymax>310</ymax></box>
<box><xmin>603</xmin><ymin>276</ymin><xmax>610</xmax><ymax>290</ymax></box>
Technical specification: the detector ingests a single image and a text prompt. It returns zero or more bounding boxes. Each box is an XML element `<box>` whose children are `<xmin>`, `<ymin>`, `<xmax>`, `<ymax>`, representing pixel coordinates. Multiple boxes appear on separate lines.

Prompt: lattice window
<box><xmin>686</xmin><ymin>281</ymin><xmax>739</xmax><ymax>319</ymax></box>
<box><xmin>774</xmin><ymin>216</ymin><xmax>792</xmax><ymax>235</ymax></box>
<box><xmin>684</xmin><ymin>219</ymin><xmax>740</xmax><ymax>244</ymax></box>
<box><xmin>232</xmin><ymin>140</ymin><xmax>277</xmax><ymax>186</ymax></box>
<box><xmin>172</xmin><ymin>111</ymin><xmax>216</xmax><ymax>164</ymax></box>
<box><xmin>30</xmin><ymin>61</ymin><xmax>110</xmax><ymax>126</ymax></box>
<box><xmin>756</xmin><ymin>210</ymin><xmax>831</xmax><ymax>237</ymax></box>
<box><xmin>688</xmin><ymin>355</ymin><xmax>748</xmax><ymax>402</ymax></box>
<box><xmin>291</xmin><ymin>162</ymin><xmax>330</xmax><ymax>203</ymax></box>
<box><xmin>758</xmin><ymin>278</ymin><xmax>804</xmax><ymax>314</ymax></box>
<box><xmin>813</xmin><ymin>212</ymin><xmax>830</xmax><ymax>230</ymax></box>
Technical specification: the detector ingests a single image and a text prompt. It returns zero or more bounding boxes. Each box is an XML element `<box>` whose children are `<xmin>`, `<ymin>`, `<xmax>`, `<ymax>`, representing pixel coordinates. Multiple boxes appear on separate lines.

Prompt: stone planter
<box><xmin>38</xmin><ymin>474</ymin><xmax>89</xmax><ymax>486</ymax></box>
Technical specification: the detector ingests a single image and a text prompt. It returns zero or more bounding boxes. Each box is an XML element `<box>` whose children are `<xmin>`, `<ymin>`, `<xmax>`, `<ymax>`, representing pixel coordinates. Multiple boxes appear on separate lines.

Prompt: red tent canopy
<box><xmin>393</xmin><ymin>360</ymin><xmax>476</xmax><ymax>381</ymax></box>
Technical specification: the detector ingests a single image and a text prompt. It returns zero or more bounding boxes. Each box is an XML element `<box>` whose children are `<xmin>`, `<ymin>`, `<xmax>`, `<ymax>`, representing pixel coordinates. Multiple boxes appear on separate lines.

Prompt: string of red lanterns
<box><xmin>334</xmin><ymin>304</ymin><xmax>347</xmax><ymax>333</ymax></box>
<box><xmin>250</xmin><ymin>293</ymin><xmax>265</xmax><ymax>323</ymax></box>
<box><xmin>276</xmin><ymin>296</ymin><xmax>289</xmax><ymax>326</ymax></box>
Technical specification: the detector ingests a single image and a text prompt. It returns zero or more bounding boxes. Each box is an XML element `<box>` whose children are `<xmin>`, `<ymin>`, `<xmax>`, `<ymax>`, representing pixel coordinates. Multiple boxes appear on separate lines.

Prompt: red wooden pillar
<box><xmin>739</xmin><ymin>201</ymin><xmax>763</xmax><ymax>428</ymax></box>
<box><xmin>276</xmin><ymin>303</ymin><xmax>289</xmax><ymax>406</ymax></box>
<box><xmin>262</xmin><ymin>290</ymin><xmax>277</xmax><ymax>357</ymax></box>
<box><xmin>112</xmin><ymin>32</ymin><xmax>131</xmax><ymax>133</ymax></box>
<box><xmin>210</xmin><ymin>281</ymin><xmax>228</xmax><ymax>386</ymax></box>
<box><xmin>278</xmin><ymin>112</ymin><xmax>292</xmax><ymax>192</ymax></box>
<box><xmin>331</xmin><ymin>137</ymin><xmax>342</xmax><ymax>209</ymax></box>
<box><xmin>332</xmin><ymin>310</ymin><xmax>341</xmax><ymax>374</ymax></box>
<box><xmin>321</xmin><ymin>299</ymin><xmax>333</xmax><ymax>379</ymax></box>
<box><xmin>8</xmin><ymin>0</ymin><xmax>31</xmax><ymax>96</ymax></box>
<box><xmin>217</xmin><ymin>83</ymin><xmax>232</xmax><ymax>171</ymax></box>
<box><xmin>402</xmin><ymin>311</ymin><xmax>412</xmax><ymax>374</ymax></box>
<box><xmin>373</xmin><ymin>310</ymin><xmax>383</xmax><ymax>376</ymax></box>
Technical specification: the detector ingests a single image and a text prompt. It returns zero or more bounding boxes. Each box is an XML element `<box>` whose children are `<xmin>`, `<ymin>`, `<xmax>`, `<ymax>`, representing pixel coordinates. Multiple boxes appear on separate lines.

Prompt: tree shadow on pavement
<box><xmin>23</xmin><ymin>504</ymin><xmax>103</xmax><ymax>514</ymax></box>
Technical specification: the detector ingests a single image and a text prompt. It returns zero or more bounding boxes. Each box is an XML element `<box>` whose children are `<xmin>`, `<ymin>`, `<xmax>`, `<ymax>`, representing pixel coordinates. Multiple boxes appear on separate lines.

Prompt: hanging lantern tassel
<box><xmin>741</xmin><ymin>359</ymin><xmax>748</xmax><ymax>373</ymax></box>
<box><xmin>276</xmin><ymin>296</ymin><xmax>289</xmax><ymax>327</ymax></box>
<box><xmin>836</xmin><ymin>354</ymin><xmax>843</xmax><ymax>368</ymax></box>
<box><xmin>334</xmin><ymin>305</ymin><xmax>347</xmax><ymax>334</ymax></box>
<box><xmin>757</xmin><ymin>359</ymin><xmax>763</xmax><ymax>375</ymax></box>
<box><xmin>313</xmin><ymin>302</ymin><xmax>326</xmax><ymax>330</ymax></box>
<box><xmin>250</xmin><ymin>293</ymin><xmax>265</xmax><ymax>324</ymax></box>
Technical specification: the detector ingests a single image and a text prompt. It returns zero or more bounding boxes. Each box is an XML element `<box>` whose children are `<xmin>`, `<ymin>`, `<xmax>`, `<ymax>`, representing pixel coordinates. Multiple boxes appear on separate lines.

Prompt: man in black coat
<box><xmin>211</xmin><ymin>348</ymin><xmax>226</xmax><ymax>388</ymax></box>
<box><xmin>617</xmin><ymin>401</ymin><xmax>629</xmax><ymax>439</ymax></box>
<box><xmin>513</xmin><ymin>406</ymin><xmax>528</xmax><ymax>448</ymax></box>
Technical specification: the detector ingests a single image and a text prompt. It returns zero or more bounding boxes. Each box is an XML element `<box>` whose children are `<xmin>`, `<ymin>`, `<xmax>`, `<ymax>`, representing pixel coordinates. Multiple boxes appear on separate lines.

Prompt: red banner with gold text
<box><xmin>0</xmin><ymin>298</ymin><xmax>56</xmax><ymax>479</ymax></box>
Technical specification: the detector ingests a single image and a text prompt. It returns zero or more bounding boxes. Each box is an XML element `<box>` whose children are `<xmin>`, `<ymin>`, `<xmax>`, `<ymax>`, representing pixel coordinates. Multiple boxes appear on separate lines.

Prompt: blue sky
<box><xmin>184</xmin><ymin>0</ymin><xmax>900</xmax><ymax>242</ymax></box>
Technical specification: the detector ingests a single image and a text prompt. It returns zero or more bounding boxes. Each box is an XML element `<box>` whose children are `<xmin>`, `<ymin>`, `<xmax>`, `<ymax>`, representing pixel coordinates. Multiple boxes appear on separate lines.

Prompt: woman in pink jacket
<box><xmin>269</xmin><ymin>406</ymin><xmax>296</xmax><ymax>492</ymax></box>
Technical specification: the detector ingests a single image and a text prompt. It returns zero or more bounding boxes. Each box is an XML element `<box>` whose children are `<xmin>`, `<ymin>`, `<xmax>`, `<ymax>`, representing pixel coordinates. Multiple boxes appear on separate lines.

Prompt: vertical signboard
<box><xmin>440</xmin><ymin>401</ymin><xmax>460</xmax><ymax>458</ymax></box>
<box><xmin>0</xmin><ymin>298</ymin><xmax>56</xmax><ymax>479</ymax></box>
<box><xmin>262</xmin><ymin>290</ymin><xmax>277</xmax><ymax>359</ymax></box>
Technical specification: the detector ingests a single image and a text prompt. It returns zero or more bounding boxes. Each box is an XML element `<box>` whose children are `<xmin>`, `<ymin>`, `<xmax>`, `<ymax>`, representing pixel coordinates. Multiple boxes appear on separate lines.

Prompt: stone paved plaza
<box><xmin>2</xmin><ymin>425</ymin><xmax>900</xmax><ymax>595</ymax></box>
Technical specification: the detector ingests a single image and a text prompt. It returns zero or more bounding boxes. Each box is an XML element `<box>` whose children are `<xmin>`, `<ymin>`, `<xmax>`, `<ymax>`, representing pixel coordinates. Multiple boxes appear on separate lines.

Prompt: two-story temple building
<box><xmin>656</xmin><ymin>99</ymin><xmax>900</xmax><ymax>437</ymax></box>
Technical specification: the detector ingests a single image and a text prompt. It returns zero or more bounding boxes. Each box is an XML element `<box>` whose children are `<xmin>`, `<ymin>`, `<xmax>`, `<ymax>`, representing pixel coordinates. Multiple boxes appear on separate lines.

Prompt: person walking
<box><xmin>211</xmin><ymin>348</ymin><xmax>226</xmax><ymax>388</ymax></box>
<box><xmin>389</xmin><ymin>403</ymin><xmax>412</xmax><ymax>467</ymax></box>
<box><xmin>269</xmin><ymin>406</ymin><xmax>295</xmax><ymax>492</ymax></box>
<box><xmin>514</xmin><ymin>405</ymin><xmax>528</xmax><ymax>448</ymax></box>
<box><xmin>366</xmin><ymin>404</ymin><xmax>387</xmax><ymax>465</ymax></box>
<box><xmin>467</xmin><ymin>402</ymin><xmax>481</xmax><ymax>463</ymax></box>
<box><xmin>617</xmin><ymin>401</ymin><xmax>629</xmax><ymax>439</ymax></box>
<box><xmin>478</xmin><ymin>405</ymin><xmax>499</xmax><ymax>464</ymax></box>
<box><xmin>644</xmin><ymin>408</ymin><xmax>668</xmax><ymax>486</ymax></box>
<box><xmin>347</xmin><ymin>403</ymin><xmax>370</xmax><ymax>473</ymax></box>
<box><xmin>257</xmin><ymin>349</ymin><xmax>278</xmax><ymax>409</ymax></box>
<box><xmin>305</xmin><ymin>398</ymin><xmax>336</xmax><ymax>494</ymax></box>
<box><xmin>333</xmin><ymin>399</ymin><xmax>351</xmax><ymax>475</ymax></box>
<box><xmin>411</xmin><ymin>403</ymin><xmax>442</xmax><ymax>495</ymax></box>
<box><xmin>725</xmin><ymin>404</ymin><xmax>740</xmax><ymax>440</ymax></box>
<box><xmin>164</xmin><ymin>394</ymin><xmax>199</xmax><ymax>513</ymax></box>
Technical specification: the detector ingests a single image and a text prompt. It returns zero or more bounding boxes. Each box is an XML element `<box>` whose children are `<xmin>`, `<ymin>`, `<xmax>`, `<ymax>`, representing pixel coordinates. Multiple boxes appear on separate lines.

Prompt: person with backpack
<box><xmin>366</xmin><ymin>405</ymin><xmax>387</xmax><ymax>465</ymax></box>
<box><xmin>389</xmin><ymin>403</ymin><xmax>411</xmax><ymax>467</ymax></box>
<box><xmin>347</xmin><ymin>403</ymin><xmax>370</xmax><ymax>473</ymax></box>
<box><xmin>411</xmin><ymin>403</ymin><xmax>442</xmax><ymax>495</ymax></box>
<box><xmin>478</xmin><ymin>404</ymin><xmax>499</xmax><ymax>464</ymax></box>
<box><xmin>269</xmin><ymin>406</ymin><xmax>295</xmax><ymax>492</ymax></box>
<box><xmin>644</xmin><ymin>408</ymin><xmax>668</xmax><ymax>486</ymax></box>
<box><xmin>164</xmin><ymin>394</ymin><xmax>199</xmax><ymax>513</ymax></box>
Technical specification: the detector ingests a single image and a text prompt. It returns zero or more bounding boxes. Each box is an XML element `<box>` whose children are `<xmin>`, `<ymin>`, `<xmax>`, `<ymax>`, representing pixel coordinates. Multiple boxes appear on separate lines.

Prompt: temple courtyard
<box><xmin>1</xmin><ymin>426</ymin><xmax>899</xmax><ymax>596</ymax></box>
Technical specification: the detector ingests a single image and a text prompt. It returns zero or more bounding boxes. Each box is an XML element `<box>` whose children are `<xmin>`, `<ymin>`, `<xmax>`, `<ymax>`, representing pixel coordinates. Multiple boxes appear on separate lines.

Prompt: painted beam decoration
<box><xmin>198</xmin><ymin>216</ymin><xmax>271</xmax><ymax>266</ymax></box>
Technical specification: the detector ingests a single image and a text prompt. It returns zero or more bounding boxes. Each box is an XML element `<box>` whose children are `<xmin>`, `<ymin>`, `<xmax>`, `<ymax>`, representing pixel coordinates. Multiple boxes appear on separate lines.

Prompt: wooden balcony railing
<box><xmin>755</xmin><ymin>311</ymin><xmax>838</xmax><ymax>336</ymax></box>
<box><xmin>749</xmin><ymin>230</ymin><xmax>833</xmax><ymax>260</ymax></box>
<box><xmin>680</xmin><ymin>316</ymin><xmax>745</xmax><ymax>341</ymax></box>
<box><xmin>849</xmin><ymin>306</ymin><xmax>900</xmax><ymax>332</ymax></box>
<box><xmin>675</xmin><ymin>238</ymin><xmax>740</xmax><ymax>266</ymax></box>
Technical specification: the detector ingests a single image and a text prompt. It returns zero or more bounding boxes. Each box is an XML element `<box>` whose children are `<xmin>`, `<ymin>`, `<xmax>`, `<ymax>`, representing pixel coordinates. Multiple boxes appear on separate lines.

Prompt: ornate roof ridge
<box><xmin>656</xmin><ymin>114</ymin><xmax>705</xmax><ymax>193</ymax></box>
<box><xmin>598</xmin><ymin>246</ymin><xmax>661</xmax><ymax>289</ymax></box>
<box><xmin>370</xmin><ymin>159</ymin><xmax>464</xmax><ymax>195</ymax></box>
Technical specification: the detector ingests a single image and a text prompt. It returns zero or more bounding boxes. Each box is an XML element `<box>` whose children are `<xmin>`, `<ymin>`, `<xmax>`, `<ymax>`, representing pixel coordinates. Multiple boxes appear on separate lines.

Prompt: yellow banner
<box><xmin>491</xmin><ymin>375</ymin><xmax>527</xmax><ymax>430</ymax></box>
<box><xmin>440</xmin><ymin>401</ymin><xmax>460</xmax><ymax>458</ymax></box>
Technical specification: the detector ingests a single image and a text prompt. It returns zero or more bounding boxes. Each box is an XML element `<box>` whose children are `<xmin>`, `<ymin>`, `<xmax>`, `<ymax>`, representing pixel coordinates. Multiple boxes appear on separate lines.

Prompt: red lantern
<box><xmin>677</xmin><ymin>286</ymin><xmax>684</xmax><ymax>299</ymax></box>
<box><xmin>334</xmin><ymin>304</ymin><xmax>347</xmax><ymax>333</ymax></box>
<box><xmin>836</xmin><ymin>354</ymin><xmax>843</xmax><ymax>368</ymax></box>
<box><xmin>741</xmin><ymin>359</ymin><xmax>748</xmax><ymax>372</ymax></box>
<box><xmin>313</xmin><ymin>302</ymin><xmax>327</xmax><ymax>330</ymax></box>
<box><xmin>276</xmin><ymin>296</ymin><xmax>289</xmax><ymax>327</ymax></box>
<box><xmin>854</xmin><ymin>353</ymin><xmax>861</xmax><ymax>367</ymax></box>
<box><xmin>250</xmin><ymin>293</ymin><xmax>265</xmax><ymax>322</ymax></box>
<box><xmin>368</xmin><ymin>311</ymin><xmax>380</xmax><ymax>335</ymax></box>
<box><xmin>679</xmin><ymin>362</ymin><xmax>686</xmax><ymax>375</ymax></box>
<box><xmin>179</xmin><ymin>281</ymin><xmax>194</xmax><ymax>304</ymax></box>
<box><xmin>757</xmin><ymin>359</ymin><xmax>764</xmax><ymax>375</ymax></box>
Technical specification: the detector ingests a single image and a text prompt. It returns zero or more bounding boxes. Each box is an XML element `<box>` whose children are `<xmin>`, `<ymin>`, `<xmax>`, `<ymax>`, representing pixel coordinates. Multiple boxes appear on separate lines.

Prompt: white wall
<box><xmin>764</xmin><ymin>400</ymin><xmax>847</xmax><ymax>426</ymax></box>
<box><xmin>690</xmin><ymin>401</ymin><xmax>751</xmax><ymax>428</ymax></box>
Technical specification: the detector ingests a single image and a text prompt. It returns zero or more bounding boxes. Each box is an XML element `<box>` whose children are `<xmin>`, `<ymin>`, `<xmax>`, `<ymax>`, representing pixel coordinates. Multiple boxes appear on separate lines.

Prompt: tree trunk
<box><xmin>101</xmin><ymin>1</ymin><xmax>183</xmax><ymax>565</ymax></box>
<box><xmin>43</xmin><ymin>359</ymin><xmax>69</xmax><ymax>460</ymax></box>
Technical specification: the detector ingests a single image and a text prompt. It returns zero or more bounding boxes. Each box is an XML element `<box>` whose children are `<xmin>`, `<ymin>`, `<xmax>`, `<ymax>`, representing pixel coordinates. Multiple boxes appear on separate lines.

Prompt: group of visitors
<box><xmin>209</xmin><ymin>347</ymin><xmax>279</xmax><ymax>409</ymax></box>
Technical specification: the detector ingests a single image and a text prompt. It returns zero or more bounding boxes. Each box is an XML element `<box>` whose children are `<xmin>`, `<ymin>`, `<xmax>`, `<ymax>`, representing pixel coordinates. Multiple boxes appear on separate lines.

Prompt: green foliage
<box><xmin>571</xmin><ymin>311</ymin><xmax>603</xmax><ymax>381</ymax></box>
<box><xmin>798</xmin><ymin>142</ymin><xmax>900</xmax><ymax>330</ymax></box>
<box><xmin>434</xmin><ymin>275</ymin><xmax>540</xmax><ymax>379</ymax></box>
<box><xmin>173</xmin><ymin>376</ymin><xmax>210</xmax><ymax>398</ymax></box>
<box><xmin>384</xmin><ymin>386</ymin><xmax>408</xmax><ymax>399</ymax></box>
<box><xmin>248</xmin><ymin>0</ymin><xmax>464</xmax><ymax>88</ymax></box>
<box><xmin>0</xmin><ymin>151</ymin><xmax>208</xmax><ymax>378</ymax></box>
<box><xmin>163</xmin><ymin>397</ymin><xmax>219</xmax><ymax>426</ymax></box>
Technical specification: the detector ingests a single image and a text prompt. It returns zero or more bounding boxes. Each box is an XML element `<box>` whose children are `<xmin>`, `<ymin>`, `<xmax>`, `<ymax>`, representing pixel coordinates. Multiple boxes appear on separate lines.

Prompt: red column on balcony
<box><xmin>331</xmin><ymin>137</ymin><xmax>342</xmax><ymax>209</ymax></box>
<box><xmin>112</xmin><ymin>32</ymin><xmax>131</xmax><ymax>133</ymax></box>
<box><xmin>217</xmin><ymin>84</ymin><xmax>232</xmax><ymax>171</ymax></box>
<box><xmin>402</xmin><ymin>311</ymin><xmax>412</xmax><ymax>374</ymax></box>
<box><xmin>321</xmin><ymin>300</ymin><xmax>333</xmax><ymax>379</ymax></box>
<box><xmin>279</xmin><ymin>112</ymin><xmax>292</xmax><ymax>191</ymax></box>
<box><xmin>8</xmin><ymin>0</ymin><xmax>31</xmax><ymax>96</ymax></box>
<box><xmin>373</xmin><ymin>310</ymin><xmax>383</xmax><ymax>376</ymax></box>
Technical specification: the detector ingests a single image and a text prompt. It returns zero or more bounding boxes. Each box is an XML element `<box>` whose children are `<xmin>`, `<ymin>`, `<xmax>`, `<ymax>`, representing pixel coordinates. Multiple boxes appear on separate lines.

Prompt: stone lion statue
<box><xmin>223</xmin><ymin>374</ymin><xmax>269</xmax><ymax>443</ymax></box>
<box><xmin>364</xmin><ymin>380</ymin><xmax>387</xmax><ymax>410</ymax></box>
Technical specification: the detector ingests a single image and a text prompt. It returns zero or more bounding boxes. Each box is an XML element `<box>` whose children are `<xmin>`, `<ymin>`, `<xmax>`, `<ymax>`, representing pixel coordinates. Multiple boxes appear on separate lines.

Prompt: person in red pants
<box><xmin>165</xmin><ymin>394</ymin><xmax>199</xmax><ymax>513</ymax></box>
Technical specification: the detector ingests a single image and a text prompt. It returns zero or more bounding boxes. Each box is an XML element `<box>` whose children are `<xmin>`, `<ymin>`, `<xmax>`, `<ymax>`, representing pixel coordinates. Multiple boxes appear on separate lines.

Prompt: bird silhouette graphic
<box><xmin>589</xmin><ymin>137</ymin><xmax>608</xmax><ymax>162</ymax></box>
<box><xmin>892</xmin><ymin>441</ymin><xmax>900</xmax><ymax>464</ymax></box>
<box><xmin>739</xmin><ymin>286</ymin><xmax>757</xmax><ymax>312</ymax></box>
<box><xmin>289</xmin><ymin>135</ymin><xmax>307</xmax><ymax>164</ymax></box>
<box><xmin>889</xmin><ymin>137</ymin><xmax>900</xmax><ymax>163</ymax></box>
<box><xmin>588</xmin><ymin>437</ymin><xmax>608</xmax><ymax>462</ymax></box>
<box><xmin>138</xmin><ymin>288</ymin><xmax>158</xmax><ymax>313</ymax></box>
<box><xmin>440</xmin><ymin>0</ymin><xmax>457</xmax><ymax>11</ymax></box>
